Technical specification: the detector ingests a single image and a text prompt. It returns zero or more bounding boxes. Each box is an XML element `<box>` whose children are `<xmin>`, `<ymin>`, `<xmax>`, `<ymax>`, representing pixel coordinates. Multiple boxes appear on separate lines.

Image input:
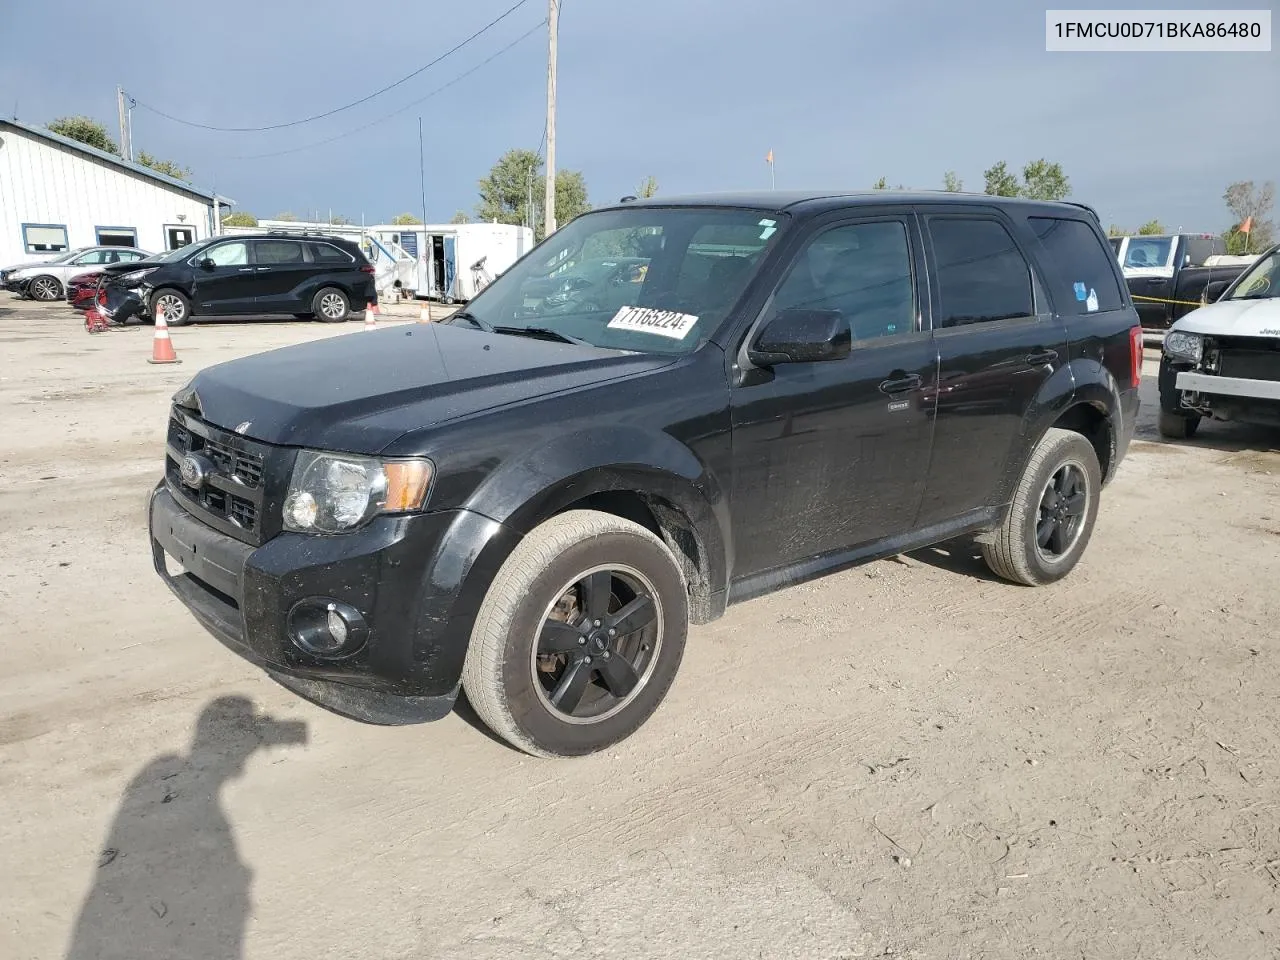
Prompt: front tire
<box><xmin>461</xmin><ymin>510</ymin><xmax>688</xmax><ymax>758</ymax></box>
<box><xmin>312</xmin><ymin>287</ymin><xmax>350</xmax><ymax>322</ymax></box>
<box><xmin>982</xmin><ymin>428</ymin><xmax>1102</xmax><ymax>587</ymax></box>
<box><xmin>1158</xmin><ymin>410</ymin><xmax>1200</xmax><ymax>439</ymax></box>
<box><xmin>152</xmin><ymin>289</ymin><xmax>191</xmax><ymax>326</ymax></box>
<box><xmin>29</xmin><ymin>276</ymin><xmax>62</xmax><ymax>301</ymax></box>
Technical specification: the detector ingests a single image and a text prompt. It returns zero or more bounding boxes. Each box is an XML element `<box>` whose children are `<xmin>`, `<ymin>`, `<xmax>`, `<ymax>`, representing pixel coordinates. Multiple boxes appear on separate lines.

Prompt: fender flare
<box><xmin>463</xmin><ymin>425</ymin><xmax>731</xmax><ymax>622</ymax></box>
<box><xmin>992</xmin><ymin>359</ymin><xmax>1123</xmax><ymax>507</ymax></box>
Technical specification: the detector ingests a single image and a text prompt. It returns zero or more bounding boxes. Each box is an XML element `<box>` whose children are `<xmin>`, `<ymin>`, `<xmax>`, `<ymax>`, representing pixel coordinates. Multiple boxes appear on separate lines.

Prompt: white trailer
<box><xmin>368</xmin><ymin>222</ymin><xmax>534</xmax><ymax>302</ymax></box>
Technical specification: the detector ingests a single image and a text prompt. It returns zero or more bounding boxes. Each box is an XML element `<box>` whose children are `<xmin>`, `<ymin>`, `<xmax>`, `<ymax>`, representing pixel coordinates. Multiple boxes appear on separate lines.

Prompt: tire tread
<box><xmin>461</xmin><ymin>509</ymin><xmax>684</xmax><ymax>758</ymax></box>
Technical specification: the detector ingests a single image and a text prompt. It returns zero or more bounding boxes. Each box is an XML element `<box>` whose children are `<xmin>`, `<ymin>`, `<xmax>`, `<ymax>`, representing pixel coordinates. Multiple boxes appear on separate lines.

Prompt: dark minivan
<box><xmin>149</xmin><ymin>191</ymin><xmax>1142</xmax><ymax>758</ymax></box>
<box><xmin>103</xmin><ymin>233</ymin><xmax>376</xmax><ymax>325</ymax></box>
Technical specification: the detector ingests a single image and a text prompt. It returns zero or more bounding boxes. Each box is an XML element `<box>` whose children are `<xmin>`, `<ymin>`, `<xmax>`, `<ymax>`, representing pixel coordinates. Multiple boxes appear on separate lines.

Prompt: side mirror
<box><xmin>1205</xmin><ymin>279</ymin><xmax>1230</xmax><ymax>301</ymax></box>
<box><xmin>748</xmin><ymin>308</ymin><xmax>851</xmax><ymax>365</ymax></box>
<box><xmin>199</xmin><ymin>258</ymin><xmax>216</xmax><ymax>270</ymax></box>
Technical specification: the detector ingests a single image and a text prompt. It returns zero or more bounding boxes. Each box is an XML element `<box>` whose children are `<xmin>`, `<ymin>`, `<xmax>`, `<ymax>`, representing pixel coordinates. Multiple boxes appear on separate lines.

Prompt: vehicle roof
<box><xmin>597</xmin><ymin>190</ymin><xmax>1101</xmax><ymax>221</ymax></box>
<box><xmin>210</xmin><ymin>232</ymin><xmax>357</xmax><ymax>243</ymax></box>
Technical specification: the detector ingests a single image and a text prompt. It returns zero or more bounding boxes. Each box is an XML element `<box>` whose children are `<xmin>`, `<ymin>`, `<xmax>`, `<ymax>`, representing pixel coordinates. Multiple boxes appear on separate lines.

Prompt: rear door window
<box><xmin>253</xmin><ymin>240</ymin><xmax>307</xmax><ymax>265</ymax></box>
<box><xmin>926</xmin><ymin>218</ymin><xmax>1034</xmax><ymax>327</ymax></box>
<box><xmin>1027</xmin><ymin>217</ymin><xmax>1125</xmax><ymax>314</ymax></box>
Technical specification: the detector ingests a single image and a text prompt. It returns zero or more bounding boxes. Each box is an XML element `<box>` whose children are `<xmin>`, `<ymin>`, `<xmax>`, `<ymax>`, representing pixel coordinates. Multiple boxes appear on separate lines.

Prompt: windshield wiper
<box><xmin>494</xmin><ymin>325</ymin><xmax>589</xmax><ymax>345</ymax></box>
<box><xmin>447</xmin><ymin>310</ymin><xmax>495</xmax><ymax>332</ymax></box>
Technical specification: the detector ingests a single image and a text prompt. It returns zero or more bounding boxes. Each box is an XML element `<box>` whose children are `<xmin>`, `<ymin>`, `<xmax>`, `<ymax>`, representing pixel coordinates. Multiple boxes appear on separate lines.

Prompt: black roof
<box><xmin>602</xmin><ymin>190</ymin><xmax>1100</xmax><ymax>221</ymax></box>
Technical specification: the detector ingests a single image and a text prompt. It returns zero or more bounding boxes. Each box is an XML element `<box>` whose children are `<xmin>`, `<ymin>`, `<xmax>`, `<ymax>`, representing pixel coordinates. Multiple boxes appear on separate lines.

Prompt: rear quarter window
<box><xmin>1027</xmin><ymin>217</ymin><xmax>1125</xmax><ymax>315</ymax></box>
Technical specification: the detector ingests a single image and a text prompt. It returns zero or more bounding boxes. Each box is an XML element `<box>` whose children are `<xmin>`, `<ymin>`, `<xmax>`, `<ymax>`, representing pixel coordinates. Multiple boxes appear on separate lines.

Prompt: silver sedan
<box><xmin>2</xmin><ymin>246</ymin><xmax>152</xmax><ymax>301</ymax></box>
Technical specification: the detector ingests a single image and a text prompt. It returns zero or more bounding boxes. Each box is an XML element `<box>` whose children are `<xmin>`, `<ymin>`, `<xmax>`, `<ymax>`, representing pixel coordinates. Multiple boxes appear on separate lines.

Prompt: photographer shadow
<box><xmin>64</xmin><ymin>696</ymin><xmax>307</xmax><ymax>960</ymax></box>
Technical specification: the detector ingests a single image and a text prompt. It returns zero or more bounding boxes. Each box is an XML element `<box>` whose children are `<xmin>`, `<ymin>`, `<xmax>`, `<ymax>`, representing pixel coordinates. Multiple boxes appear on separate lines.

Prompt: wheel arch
<box><xmin>993</xmin><ymin>359</ymin><xmax>1124</xmax><ymax>508</ymax></box>
<box><xmin>461</xmin><ymin>429</ymin><xmax>731</xmax><ymax>625</ymax></box>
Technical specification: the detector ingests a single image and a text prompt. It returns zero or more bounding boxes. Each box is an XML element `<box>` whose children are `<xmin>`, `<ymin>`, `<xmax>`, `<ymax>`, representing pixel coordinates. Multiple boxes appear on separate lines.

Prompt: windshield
<box><xmin>452</xmin><ymin>206</ymin><xmax>786</xmax><ymax>353</ymax></box>
<box><xmin>1123</xmin><ymin>237</ymin><xmax>1174</xmax><ymax>270</ymax></box>
<box><xmin>144</xmin><ymin>239</ymin><xmax>210</xmax><ymax>264</ymax></box>
<box><xmin>1225</xmin><ymin>247</ymin><xmax>1279</xmax><ymax>300</ymax></box>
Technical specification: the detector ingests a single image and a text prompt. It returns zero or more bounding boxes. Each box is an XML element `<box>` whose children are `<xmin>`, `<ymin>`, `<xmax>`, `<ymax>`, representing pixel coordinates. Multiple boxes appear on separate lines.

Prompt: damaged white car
<box><xmin>1157</xmin><ymin>242</ymin><xmax>1280</xmax><ymax>439</ymax></box>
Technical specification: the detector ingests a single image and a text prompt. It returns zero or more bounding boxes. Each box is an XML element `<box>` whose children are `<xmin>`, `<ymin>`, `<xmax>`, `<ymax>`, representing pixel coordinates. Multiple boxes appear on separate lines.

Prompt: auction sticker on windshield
<box><xmin>607</xmin><ymin>306</ymin><xmax>699</xmax><ymax>339</ymax></box>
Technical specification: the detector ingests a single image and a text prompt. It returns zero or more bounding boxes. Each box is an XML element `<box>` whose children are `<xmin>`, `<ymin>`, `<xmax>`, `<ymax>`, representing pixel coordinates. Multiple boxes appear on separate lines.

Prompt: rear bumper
<box><xmin>148</xmin><ymin>482</ymin><xmax>522</xmax><ymax>724</ymax></box>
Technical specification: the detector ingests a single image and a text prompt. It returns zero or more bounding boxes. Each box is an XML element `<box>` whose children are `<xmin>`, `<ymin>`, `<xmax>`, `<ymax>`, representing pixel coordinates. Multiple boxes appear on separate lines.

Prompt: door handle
<box><xmin>879</xmin><ymin>373</ymin><xmax>923</xmax><ymax>394</ymax></box>
<box><xmin>237</xmin><ymin>267</ymin><xmax>255</xmax><ymax>272</ymax></box>
<box><xmin>256</xmin><ymin>266</ymin><xmax>272</xmax><ymax>271</ymax></box>
<box><xmin>1025</xmin><ymin>349</ymin><xmax>1059</xmax><ymax>365</ymax></box>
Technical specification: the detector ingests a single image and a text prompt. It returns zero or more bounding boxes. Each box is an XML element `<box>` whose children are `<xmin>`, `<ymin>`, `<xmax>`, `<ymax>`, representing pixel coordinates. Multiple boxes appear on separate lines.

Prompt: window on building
<box><xmin>928</xmin><ymin>218</ymin><xmax>1034</xmax><ymax>327</ymax></box>
<box><xmin>165</xmin><ymin>226</ymin><xmax>197</xmax><ymax>251</ymax></box>
<box><xmin>95</xmin><ymin>227</ymin><xmax>138</xmax><ymax>248</ymax></box>
<box><xmin>23</xmin><ymin>224</ymin><xmax>69</xmax><ymax>254</ymax></box>
<box><xmin>1027</xmin><ymin>217</ymin><xmax>1125</xmax><ymax>315</ymax></box>
<box><xmin>771</xmin><ymin>220</ymin><xmax>916</xmax><ymax>342</ymax></box>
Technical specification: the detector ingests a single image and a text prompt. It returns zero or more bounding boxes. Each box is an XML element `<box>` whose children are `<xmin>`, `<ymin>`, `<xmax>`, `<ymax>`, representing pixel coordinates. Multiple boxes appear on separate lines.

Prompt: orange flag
<box><xmin>1240</xmin><ymin>216</ymin><xmax>1253</xmax><ymax>234</ymax></box>
<box><xmin>765</xmin><ymin>149</ymin><xmax>774</xmax><ymax>165</ymax></box>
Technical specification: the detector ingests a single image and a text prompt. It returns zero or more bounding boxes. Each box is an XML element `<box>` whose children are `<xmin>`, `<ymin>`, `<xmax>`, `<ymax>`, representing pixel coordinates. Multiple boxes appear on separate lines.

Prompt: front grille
<box><xmin>1217</xmin><ymin>348</ymin><xmax>1280</xmax><ymax>383</ymax></box>
<box><xmin>166</xmin><ymin>410</ymin><xmax>277</xmax><ymax>544</ymax></box>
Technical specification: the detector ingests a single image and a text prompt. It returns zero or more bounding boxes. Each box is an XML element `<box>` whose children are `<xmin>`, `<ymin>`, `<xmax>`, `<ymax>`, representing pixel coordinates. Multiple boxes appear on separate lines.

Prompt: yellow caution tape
<box><xmin>1130</xmin><ymin>294</ymin><xmax>1208</xmax><ymax>308</ymax></box>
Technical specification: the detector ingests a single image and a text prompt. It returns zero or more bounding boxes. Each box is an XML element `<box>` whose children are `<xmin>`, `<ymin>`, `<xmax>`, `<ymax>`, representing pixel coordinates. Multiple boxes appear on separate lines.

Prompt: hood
<box><xmin>1172</xmin><ymin>297</ymin><xmax>1280</xmax><ymax>338</ymax></box>
<box><xmin>2</xmin><ymin>258</ymin><xmax>62</xmax><ymax>275</ymax></box>
<box><xmin>176</xmin><ymin>324</ymin><xmax>676</xmax><ymax>453</ymax></box>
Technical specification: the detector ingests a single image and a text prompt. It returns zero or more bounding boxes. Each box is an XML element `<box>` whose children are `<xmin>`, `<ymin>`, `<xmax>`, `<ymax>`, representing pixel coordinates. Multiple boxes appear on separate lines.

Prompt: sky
<box><xmin>1</xmin><ymin>0</ymin><xmax>1275</xmax><ymax>232</ymax></box>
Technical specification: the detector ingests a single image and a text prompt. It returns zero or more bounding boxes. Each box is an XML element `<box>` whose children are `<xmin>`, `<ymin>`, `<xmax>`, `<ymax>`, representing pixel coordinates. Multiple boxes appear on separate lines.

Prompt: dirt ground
<box><xmin>2</xmin><ymin>297</ymin><xmax>1278</xmax><ymax>960</ymax></box>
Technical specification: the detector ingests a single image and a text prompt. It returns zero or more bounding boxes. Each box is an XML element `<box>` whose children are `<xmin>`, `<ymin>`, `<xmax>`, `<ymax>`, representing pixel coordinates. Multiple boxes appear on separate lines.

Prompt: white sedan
<box><xmin>1</xmin><ymin>246</ymin><xmax>151</xmax><ymax>301</ymax></box>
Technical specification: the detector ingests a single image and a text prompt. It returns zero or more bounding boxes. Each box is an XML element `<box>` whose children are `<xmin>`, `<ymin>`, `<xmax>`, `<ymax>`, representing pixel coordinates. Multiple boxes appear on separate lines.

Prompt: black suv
<box><xmin>103</xmin><ymin>233</ymin><xmax>376</xmax><ymax>326</ymax></box>
<box><xmin>148</xmin><ymin>191</ymin><xmax>1142</xmax><ymax>758</ymax></box>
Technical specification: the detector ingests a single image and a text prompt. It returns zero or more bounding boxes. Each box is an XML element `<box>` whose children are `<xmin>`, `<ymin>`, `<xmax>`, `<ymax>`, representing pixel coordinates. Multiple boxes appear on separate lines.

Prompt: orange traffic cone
<box><xmin>147</xmin><ymin>302</ymin><xmax>181</xmax><ymax>364</ymax></box>
<box><xmin>418</xmin><ymin>301</ymin><xmax>431</xmax><ymax>324</ymax></box>
<box><xmin>364</xmin><ymin>301</ymin><xmax>379</xmax><ymax>330</ymax></box>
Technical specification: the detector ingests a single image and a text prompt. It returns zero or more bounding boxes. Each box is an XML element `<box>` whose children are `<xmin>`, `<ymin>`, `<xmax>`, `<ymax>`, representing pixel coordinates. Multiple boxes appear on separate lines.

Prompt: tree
<box><xmin>391</xmin><ymin>213</ymin><xmax>423</xmax><ymax>225</ymax></box>
<box><xmin>1019</xmin><ymin>159</ymin><xmax>1070</xmax><ymax>201</ymax></box>
<box><xmin>1107</xmin><ymin>224</ymin><xmax>1128</xmax><ymax>237</ymax></box>
<box><xmin>1137</xmin><ymin>219</ymin><xmax>1164</xmax><ymax>235</ymax></box>
<box><xmin>983</xmin><ymin>159</ymin><xmax>1070</xmax><ymax>201</ymax></box>
<box><xmin>48</xmin><ymin>116</ymin><xmax>118</xmax><ymax>154</ymax></box>
<box><xmin>982</xmin><ymin>161</ymin><xmax>1021</xmax><ymax>197</ymax></box>
<box><xmin>221</xmin><ymin>211</ymin><xmax>258</xmax><ymax>227</ymax></box>
<box><xmin>1222</xmin><ymin>180</ymin><xmax>1275</xmax><ymax>253</ymax></box>
<box><xmin>942</xmin><ymin>170</ymin><xmax>963</xmax><ymax>192</ymax></box>
<box><xmin>136</xmin><ymin>150</ymin><xmax>192</xmax><ymax>182</ymax></box>
<box><xmin>330</xmin><ymin>215</ymin><xmax>353</xmax><ymax>226</ymax></box>
<box><xmin>450</xmin><ymin>210</ymin><xmax>470</xmax><ymax>224</ymax></box>
<box><xmin>871</xmin><ymin>177</ymin><xmax>888</xmax><ymax>190</ymax></box>
<box><xmin>475</xmin><ymin>149</ymin><xmax>591</xmax><ymax>239</ymax></box>
<box><xmin>637</xmin><ymin>175</ymin><xmax>659</xmax><ymax>199</ymax></box>
<box><xmin>273</xmin><ymin>211</ymin><xmax>299</xmax><ymax>222</ymax></box>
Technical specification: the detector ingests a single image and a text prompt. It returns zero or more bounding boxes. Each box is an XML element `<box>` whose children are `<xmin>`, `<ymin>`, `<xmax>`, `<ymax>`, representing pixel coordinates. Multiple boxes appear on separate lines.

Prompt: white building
<box><xmin>0</xmin><ymin>118</ymin><xmax>234</xmax><ymax>266</ymax></box>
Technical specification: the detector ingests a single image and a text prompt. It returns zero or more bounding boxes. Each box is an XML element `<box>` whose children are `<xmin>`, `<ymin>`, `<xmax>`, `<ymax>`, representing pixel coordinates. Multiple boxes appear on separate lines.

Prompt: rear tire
<box><xmin>312</xmin><ymin>287</ymin><xmax>349</xmax><ymax>322</ymax></box>
<box><xmin>461</xmin><ymin>510</ymin><xmax>688</xmax><ymax>758</ymax></box>
<box><xmin>1158</xmin><ymin>410</ymin><xmax>1200</xmax><ymax>439</ymax></box>
<box><xmin>982</xmin><ymin>428</ymin><xmax>1102</xmax><ymax>587</ymax></box>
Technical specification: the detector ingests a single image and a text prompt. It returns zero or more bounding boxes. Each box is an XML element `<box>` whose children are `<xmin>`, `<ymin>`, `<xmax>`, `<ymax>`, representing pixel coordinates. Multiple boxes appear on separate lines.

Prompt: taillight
<box><xmin>1129</xmin><ymin>325</ymin><xmax>1143</xmax><ymax>387</ymax></box>
<box><xmin>360</xmin><ymin>264</ymin><xmax>375</xmax><ymax>274</ymax></box>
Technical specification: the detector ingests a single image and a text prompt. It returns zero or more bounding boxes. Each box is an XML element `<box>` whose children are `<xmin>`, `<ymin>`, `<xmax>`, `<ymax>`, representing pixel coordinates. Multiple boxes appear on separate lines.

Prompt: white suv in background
<box><xmin>1</xmin><ymin>246</ymin><xmax>151</xmax><ymax>301</ymax></box>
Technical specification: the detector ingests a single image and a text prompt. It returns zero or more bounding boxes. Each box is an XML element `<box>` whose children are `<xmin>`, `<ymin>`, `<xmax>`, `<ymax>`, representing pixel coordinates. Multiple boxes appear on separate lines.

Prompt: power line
<box><xmin>225</xmin><ymin>21</ymin><xmax>546</xmax><ymax>161</ymax></box>
<box><xmin>134</xmin><ymin>0</ymin><xmax>532</xmax><ymax>133</ymax></box>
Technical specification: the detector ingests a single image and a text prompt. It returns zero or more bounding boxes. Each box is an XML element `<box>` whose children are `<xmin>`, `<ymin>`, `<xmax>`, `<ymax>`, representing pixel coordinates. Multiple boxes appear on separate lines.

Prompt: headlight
<box><xmin>283</xmin><ymin>451</ymin><xmax>434</xmax><ymax>534</ymax></box>
<box><xmin>118</xmin><ymin>267</ymin><xmax>158</xmax><ymax>284</ymax></box>
<box><xmin>1164</xmin><ymin>331</ymin><xmax>1203</xmax><ymax>363</ymax></box>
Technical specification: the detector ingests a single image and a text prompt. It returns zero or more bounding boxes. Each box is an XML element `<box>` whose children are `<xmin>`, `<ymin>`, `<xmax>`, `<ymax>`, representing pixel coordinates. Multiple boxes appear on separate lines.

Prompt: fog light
<box><xmin>287</xmin><ymin>598</ymin><xmax>369</xmax><ymax>658</ymax></box>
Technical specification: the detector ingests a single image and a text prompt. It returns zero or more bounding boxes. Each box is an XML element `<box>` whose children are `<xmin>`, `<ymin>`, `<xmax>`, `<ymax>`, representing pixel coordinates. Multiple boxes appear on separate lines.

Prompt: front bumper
<box><xmin>1174</xmin><ymin>370</ymin><xmax>1280</xmax><ymax>401</ymax></box>
<box><xmin>148</xmin><ymin>482</ymin><xmax>521</xmax><ymax>724</ymax></box>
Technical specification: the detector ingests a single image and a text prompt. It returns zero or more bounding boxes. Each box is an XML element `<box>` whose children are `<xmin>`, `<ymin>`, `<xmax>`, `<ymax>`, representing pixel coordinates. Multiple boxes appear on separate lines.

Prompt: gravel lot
<box><xmin>2</xmin><ymin>297</ymin><xmax>1278</xmax><ymax>960</ymax></box>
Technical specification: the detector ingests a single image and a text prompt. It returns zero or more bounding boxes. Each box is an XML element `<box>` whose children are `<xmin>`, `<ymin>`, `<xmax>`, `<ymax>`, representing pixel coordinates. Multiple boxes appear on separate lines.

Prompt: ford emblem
<box><xmin>179</xmin><ymin>454</ymin><xmax>207</xmax><ymax>489</ymax></box>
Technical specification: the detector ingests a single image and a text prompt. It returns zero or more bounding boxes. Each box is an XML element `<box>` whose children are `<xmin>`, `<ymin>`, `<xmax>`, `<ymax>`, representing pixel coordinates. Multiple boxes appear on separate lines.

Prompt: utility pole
<box><xmin>543</xmin><ymin>0</ymin><xmax>559</xmax><ymax>238</ymax></box>
<box><xmin>116</xmin><ymin>86</ymin><xmax>132</xmax><ymax>161</ymax></box>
